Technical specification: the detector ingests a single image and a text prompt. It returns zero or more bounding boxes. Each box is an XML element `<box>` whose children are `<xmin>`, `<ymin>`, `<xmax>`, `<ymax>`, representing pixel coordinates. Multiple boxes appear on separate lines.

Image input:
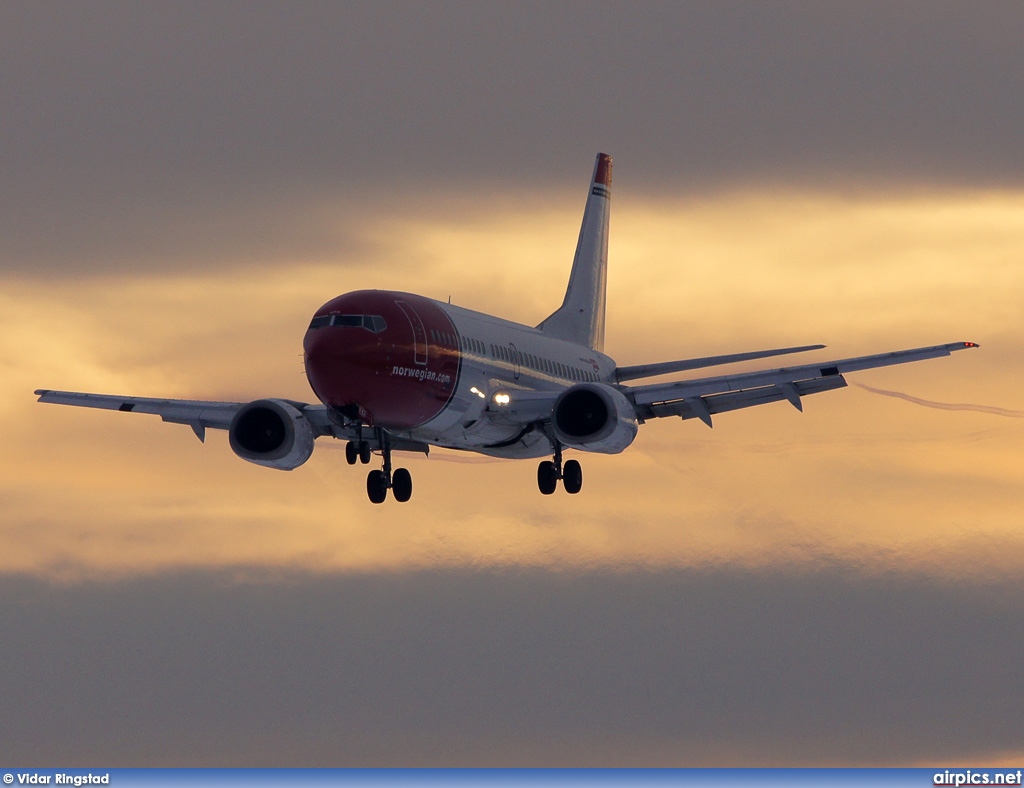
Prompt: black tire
<box><xmin>345</xmin><ymin>441</ymin><xmax>358</xmax><ymax>465</ymax></box>
<box><xmin>392</xmin><ymin>468</ymin><xmax>413</xmax><ymax>503</ymax></box>
<box><xmin>537</xmin><ymin>460</ymin><xmax>558</xmax><ymax>495</ymax></box>
<box><xmin>563</xmin><ymin>459</ymin><xmax>583</xmax><ymax>494</ymax></box>
<box><xmin>359</xmin><ymin>441</ymin><xmax>372</xmax><ymax>465</ymax></box>
<box><xmin>366</xmin><ymin>469</ymin><xmax>388</xmax><ymax>503</ymax></box>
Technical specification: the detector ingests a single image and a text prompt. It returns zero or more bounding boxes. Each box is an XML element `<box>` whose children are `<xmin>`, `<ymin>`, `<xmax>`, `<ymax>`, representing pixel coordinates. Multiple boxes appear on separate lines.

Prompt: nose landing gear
<box><xmin>537</xmin><ymin>442</ymin><xmax>583</xmax><ymax>495</ymax></box>
<box><xmin>361</xmin><ymin>430</ymin><xmax>413</xmax><ymax>504</ymax></box>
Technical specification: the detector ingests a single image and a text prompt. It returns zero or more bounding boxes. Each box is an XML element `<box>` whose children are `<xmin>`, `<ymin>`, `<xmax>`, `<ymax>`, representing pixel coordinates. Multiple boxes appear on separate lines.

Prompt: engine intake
<box><xmin>552</xmin><ymin>383</ymin><xmax>638</xmax><ymax>454</ymax></box>
<box><xmin>228</xmin><ymin>399</ymin><xmax>316</xmax><ymax>470</ymax></box>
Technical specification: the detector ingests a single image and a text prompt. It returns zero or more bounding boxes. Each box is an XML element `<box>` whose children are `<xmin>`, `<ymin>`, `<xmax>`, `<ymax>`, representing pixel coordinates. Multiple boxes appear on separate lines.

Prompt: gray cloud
<box><xmin>2</xmin><ymin>565</ymin><xmax>1022</xmax><ymax>765</ymax></box>
<box><xmin>3</xmin><ymin>2</ymin><xmax>1024</xmax><ymax>274</ymax></box>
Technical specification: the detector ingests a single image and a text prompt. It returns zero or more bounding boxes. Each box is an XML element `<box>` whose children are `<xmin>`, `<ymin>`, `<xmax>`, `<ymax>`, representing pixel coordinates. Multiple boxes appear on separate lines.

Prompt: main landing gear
<box><xmin>537</xmin><ymin>442</ymin><xmax>583</xmax><ymax>495</ymax></box>
<box><xmin>347</xmin><ymin>433</ymin><xmax>413</xmax><ymax>504</ymax></box>
<box><xmin>345</xmin><ymin>439</ymin><xmax>372</xmax><ymax>466</ymax></box>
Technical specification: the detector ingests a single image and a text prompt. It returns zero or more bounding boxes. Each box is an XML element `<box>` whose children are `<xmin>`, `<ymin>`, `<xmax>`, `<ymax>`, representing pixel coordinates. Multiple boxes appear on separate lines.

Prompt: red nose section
<box><xmin>303</xmin><ymin>290</ymin><xmax>461</xmax><ymax>429</ymax></box>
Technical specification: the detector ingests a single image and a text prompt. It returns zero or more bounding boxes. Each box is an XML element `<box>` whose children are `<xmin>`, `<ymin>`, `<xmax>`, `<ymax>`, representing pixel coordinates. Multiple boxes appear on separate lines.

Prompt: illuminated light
<box><xmin>493</xmin><ymin>393</ymin><xmax>511</xmax><ymax>406</ymax></box>
<box><xmin>469</xmin><ymin>386</ymin><xmax>486</xmax><ymax>399</ymax></box>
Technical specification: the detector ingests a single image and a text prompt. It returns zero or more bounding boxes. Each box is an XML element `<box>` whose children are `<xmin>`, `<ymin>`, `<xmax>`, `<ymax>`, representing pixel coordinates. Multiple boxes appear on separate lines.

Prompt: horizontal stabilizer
<box><xmin>615</xmin><ymin>344</ymin><xmax>826</xmax><ymax>382</ymax></box>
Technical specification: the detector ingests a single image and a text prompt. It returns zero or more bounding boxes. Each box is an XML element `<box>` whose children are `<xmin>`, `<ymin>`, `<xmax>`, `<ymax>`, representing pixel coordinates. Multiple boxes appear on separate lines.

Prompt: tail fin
<box><xmin>537</xmin><ymin>152</ymin><xmax>612</xmax><ymax>352</ymax></box>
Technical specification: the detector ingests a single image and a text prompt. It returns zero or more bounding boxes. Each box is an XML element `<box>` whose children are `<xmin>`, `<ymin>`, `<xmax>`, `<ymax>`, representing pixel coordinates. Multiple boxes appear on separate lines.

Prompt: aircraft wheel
<box><xmin>563</xmin><ymin>459</ymin><xmax>583</xmax><ymax>494</ymax></box>
<box><xmin>345</xmin><ymin>441</ymin><xmax>358</xmax><ymax>465</ymax></box>
<box><xmin>366</xmin><ymin>469</ymin><xmax>388</xmax><ymax>504</ymax></box>
<box><xmin>392</xmin><ymin>468</ymin><xmax>413</xmax><ymax>503</ymax></box>
<box><xmin>537</xmin><ymin>460</ymin><xmax>558</xmax><ymax>495</ymax></box>
<box><xmin>359</xmin><ymin>441</ymin><xmax>372</xmax><ymax>464</ymax></box>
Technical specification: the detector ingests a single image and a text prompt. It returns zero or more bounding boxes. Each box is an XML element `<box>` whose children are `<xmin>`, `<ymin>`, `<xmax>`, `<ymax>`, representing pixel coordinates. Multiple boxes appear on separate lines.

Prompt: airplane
<box><xmin>37</xmin><ymin>153</ymin><xmax>978</xmax><ymax>504</ymax></box>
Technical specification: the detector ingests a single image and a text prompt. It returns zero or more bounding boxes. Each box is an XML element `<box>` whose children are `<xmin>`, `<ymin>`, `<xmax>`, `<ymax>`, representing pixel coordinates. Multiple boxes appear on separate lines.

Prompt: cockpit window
<box><xmin>308</xmin><ymin>314</ymin><xmax>388</xmax><ymax>333</ymax></box>
<box><xmin>365</xmin><ymin>315</ymin><xmax>387</xmax><ymax>333</ymax></box>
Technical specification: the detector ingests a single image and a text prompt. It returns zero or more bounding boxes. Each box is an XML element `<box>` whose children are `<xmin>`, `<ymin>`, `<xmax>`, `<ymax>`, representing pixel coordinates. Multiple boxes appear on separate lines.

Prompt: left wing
<box><xmin>625</xmin><ymin>341</ymin><xmax>979</xmax><ymax>427</ymax></box>
<box><xmin>614</xmin><ymin>343</ymin><xmax>825</xmax><ymax>382</ymax></box>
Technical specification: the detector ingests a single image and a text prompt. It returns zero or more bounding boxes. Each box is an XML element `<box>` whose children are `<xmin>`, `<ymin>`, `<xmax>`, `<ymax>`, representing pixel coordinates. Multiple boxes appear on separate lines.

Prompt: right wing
<box><xmin>33</xmin><ymin>390</ymin><xmax>429</xmax><ymax>453</ymax></box>
<box><xmin>624</xmin><ymin>341</ymin><xmax>979</xmax><ymax>427</ymax></box>
<box><xmin>34</xmin><ymin>390</ymin><xmax>249</xmax><ymax>442</ymax></box>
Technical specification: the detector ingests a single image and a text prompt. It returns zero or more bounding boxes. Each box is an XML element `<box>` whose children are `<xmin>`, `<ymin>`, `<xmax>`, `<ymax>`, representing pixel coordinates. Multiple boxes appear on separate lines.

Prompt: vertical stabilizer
<box><xmin>537</xmin><ymin>152</ymin><xmax>611</xmax><ymax>352</ymax></box>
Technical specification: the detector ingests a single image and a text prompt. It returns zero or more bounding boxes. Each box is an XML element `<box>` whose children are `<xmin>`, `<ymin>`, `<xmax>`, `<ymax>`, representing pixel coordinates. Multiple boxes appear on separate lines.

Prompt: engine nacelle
<box><xmin>552</xmin><ymin>383</ymin><xmax>638</xmax><ymax>454</ymax></box>
<box><xmin>228</xmin><ymin>399</ymin><xmax>316</xmax><ymax>470</ymax></box>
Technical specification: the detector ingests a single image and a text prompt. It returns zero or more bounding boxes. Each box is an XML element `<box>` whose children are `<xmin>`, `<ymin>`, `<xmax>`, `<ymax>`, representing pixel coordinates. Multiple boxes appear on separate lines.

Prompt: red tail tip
<box><xmin>595</xmin><ymin>153</ymin><xmax>612</xmax><ymax>186</ymax></box>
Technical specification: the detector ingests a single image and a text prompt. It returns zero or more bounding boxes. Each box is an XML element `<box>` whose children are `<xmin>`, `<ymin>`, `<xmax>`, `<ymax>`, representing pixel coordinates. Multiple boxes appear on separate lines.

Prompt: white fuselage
<box><xmin>396</xmin><ymin>299</ymin><xmax>618</xmax><ymax>458</ymax></box>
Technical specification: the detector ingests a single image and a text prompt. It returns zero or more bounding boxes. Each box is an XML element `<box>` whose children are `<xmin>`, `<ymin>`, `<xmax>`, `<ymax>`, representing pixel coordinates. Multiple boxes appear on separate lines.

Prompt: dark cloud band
<box><xmin>3</xmin><ymin>4</ymin><xmax>1024</xmax><ymax>275</ymax></box>
<box><xmin>2</xmin><ymin>566</ymin><xmax>1021</xmax><ymax>765</ymax></box>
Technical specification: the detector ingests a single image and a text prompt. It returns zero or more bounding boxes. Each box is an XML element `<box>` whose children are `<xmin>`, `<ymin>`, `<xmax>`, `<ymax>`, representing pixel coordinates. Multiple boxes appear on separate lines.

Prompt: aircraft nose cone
<box><xmin>302</xmin><ymin>290</ymin><xmax>461</xmax><ymax>430</ymax></box>
<box><xmin>304</xmin><ymin>324</ymin><xmax>379</xmax><ymax>400</ymax></box>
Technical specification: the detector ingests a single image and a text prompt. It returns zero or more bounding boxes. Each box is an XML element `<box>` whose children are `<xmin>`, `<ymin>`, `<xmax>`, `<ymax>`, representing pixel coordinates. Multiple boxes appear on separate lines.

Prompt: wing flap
<box><xmin>642</xmin><ymin>376</ymin><xmax>848</xmax><ymax>424</ymax></box>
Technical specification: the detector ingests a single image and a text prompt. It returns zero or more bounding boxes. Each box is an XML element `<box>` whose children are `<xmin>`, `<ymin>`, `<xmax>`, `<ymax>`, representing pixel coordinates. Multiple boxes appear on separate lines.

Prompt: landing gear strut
<box><xmin>537</xmin><ymin>442</ymin><xmax>583</xmax><ymax>495</ymax></box>
<box><xmin>363</xmin><ymin>429</ymin><xmax>413</xmax><ymax>504</ymax></box>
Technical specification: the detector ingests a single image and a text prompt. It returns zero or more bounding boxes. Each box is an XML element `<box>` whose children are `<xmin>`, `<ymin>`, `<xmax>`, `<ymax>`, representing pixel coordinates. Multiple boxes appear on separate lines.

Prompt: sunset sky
<box><xmin>3</xmin><ymin>2</ymin><xmax>1024</xmax><ymax>766</ymax></box>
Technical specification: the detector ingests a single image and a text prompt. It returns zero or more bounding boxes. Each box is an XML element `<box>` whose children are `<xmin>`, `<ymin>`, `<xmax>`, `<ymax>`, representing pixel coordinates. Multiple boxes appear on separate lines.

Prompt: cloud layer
<box><xmin>3</xmin><ymin>566</ymin><xmax>1024</xmax><ymax>766</ymax></box>
<box><xmin>5</xmin><ymin>193</ymin><xmax>1022</xmax><ymax>582</ymax></box>
<box><xmin>4</xmin><ymin>3</ymin><xmax>1024</xmax><ymax>274</ymax></box>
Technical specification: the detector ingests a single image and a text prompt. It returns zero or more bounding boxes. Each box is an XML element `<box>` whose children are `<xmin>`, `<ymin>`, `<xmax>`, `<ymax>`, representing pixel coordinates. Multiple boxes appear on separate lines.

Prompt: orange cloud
<box><xmin>5</xmin><ymin>188</ymin><xmax>1023</xmax><ymax>581</ymax></box>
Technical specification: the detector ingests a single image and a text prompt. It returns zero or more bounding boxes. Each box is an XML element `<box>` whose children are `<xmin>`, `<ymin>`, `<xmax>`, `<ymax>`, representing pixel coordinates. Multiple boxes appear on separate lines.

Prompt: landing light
<box><xmin>469</xmin><ymin>386</ymin><xmax>487</xmax><ymax>400</ymax></box>
<box><xmin>493</xmin><ymin>393</ymin><xmax>511</xmax><ymax>406</ymax></box>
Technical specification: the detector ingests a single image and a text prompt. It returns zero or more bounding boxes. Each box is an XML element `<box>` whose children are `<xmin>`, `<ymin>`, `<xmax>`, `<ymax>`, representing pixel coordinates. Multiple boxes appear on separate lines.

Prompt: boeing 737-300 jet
<box><xmin>37</xmin><ymin>153</ymin><xmax>978</xmax><ymax>503</ymax></box>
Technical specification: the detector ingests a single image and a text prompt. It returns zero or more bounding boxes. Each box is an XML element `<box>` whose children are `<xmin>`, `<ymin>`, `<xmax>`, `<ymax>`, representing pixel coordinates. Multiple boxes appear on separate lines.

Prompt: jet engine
<box><xmin>228</xmin><ymin>399</ymin><xmax>316</xmax><ymax>470</ymax></box>
<box><xmin>552</xmin><ymin>383</ymin><xmax>638</xmax><ymax>454</ymax></box>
